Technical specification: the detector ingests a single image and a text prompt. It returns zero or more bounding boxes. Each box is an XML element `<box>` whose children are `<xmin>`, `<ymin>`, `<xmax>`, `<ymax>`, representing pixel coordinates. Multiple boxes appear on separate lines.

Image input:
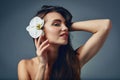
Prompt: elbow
<box><xmin>103</xmin><ymin>19</ymin><xmax>112</xmax><ymax>31</ymax></box>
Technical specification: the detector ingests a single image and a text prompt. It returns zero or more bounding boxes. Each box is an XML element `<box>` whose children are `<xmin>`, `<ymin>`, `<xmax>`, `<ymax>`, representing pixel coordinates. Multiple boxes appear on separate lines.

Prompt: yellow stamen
<box><xmin>36</xmin><ymin>24</ymin><xmax>42</xmax><ymax>30</ymax></box>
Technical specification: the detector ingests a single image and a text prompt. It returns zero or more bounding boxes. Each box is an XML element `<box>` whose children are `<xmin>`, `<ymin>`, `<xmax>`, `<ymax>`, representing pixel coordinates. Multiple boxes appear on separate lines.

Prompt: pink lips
<box><xmin>60</xmin><ymin>32</ymin><xmax>68</xmax><ymax>39</ymax></box>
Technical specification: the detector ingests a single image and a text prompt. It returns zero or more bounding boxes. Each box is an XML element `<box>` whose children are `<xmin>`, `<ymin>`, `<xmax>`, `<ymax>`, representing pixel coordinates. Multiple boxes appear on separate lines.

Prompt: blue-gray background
<box><xmin>0</xmin><ymin>0</ymin><xmax>120</xmax><ymax>80</ymax></box>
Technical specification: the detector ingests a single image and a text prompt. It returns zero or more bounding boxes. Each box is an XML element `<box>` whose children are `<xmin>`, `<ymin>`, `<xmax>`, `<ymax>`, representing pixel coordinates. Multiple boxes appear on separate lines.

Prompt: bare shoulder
<box><xmin>18</xmin><ymin>58</ymin><xmax>38</xmax><ymax>79</ymax></box>
<box><xmin>18</xmin><ymin>57</ymin><xmax>37</xmax><ymax>68</ymax></box>
<box><xmin>18</xmin><ymin>59</ymin><xmax>30</xmax><ymax>66</ymax></box>
<box><xmin>17</xmin><ymin>59</ymin><xmax>31</xmax><ymax>80</ymax></box>
<box><xmin>18</xmin><ymin>59</ymin><xmax>31</xmax><ymax>72</ymax></box>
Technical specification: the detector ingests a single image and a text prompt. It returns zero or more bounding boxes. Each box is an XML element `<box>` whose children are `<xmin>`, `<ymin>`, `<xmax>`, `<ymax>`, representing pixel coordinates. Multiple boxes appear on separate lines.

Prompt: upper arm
<box><xmin>76</xmin><ymin>21</ymin><xmax>112</xmax><ymax>68</ymax></box>
<box><xmin>18</xmin><ymin>60</ymin><xmax>30</xmax><ymax>80</ymax></box>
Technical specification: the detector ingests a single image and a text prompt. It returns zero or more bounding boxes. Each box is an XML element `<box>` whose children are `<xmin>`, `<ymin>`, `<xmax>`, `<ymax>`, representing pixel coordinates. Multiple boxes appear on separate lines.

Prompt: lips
<box><xmin>60</xmin><ymin>32</ymin><xmax>68</xmax><ymax>39</ymax></box>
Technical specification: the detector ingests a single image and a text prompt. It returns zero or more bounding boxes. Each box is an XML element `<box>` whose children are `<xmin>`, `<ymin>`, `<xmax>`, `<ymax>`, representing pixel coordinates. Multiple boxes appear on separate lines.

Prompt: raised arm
<box><xmin>71</xmin><ymin>19</ymin><xmax>112</xmax><ymax>68</ymax></box>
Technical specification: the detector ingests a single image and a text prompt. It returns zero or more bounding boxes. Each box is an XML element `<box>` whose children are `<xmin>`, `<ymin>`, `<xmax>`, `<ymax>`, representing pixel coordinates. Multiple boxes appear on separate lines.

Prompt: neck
<box><xmin>47</xmin><ymin>44</ymin><xmax>60</xmax><ymax>66</ymax></box>
<box><xmin>44</xmin><ymin>44</ymin><xmax>59</xmax><ymax>80</ymax></box>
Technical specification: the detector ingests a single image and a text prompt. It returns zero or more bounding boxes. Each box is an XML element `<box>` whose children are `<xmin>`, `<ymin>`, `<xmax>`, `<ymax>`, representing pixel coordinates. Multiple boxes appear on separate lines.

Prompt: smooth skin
<box><xmin>18</xmin><ymin>12</ymin><xmax>112</xmax><ymax>80</ymax></box>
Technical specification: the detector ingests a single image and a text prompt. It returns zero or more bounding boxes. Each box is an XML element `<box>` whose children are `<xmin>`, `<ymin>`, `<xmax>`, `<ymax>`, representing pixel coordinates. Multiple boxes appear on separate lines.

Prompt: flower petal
<box><xmin>28</xmin><ymin>30</ymin><xmax>44</xmax><ymax>38</ymax></box>
<box><xmin>26</xmin><ymin>16</ymin><xmax>44</xmax><ymax>38</ymax></box>
<box><xmin>29</xmin><ymin>17</ymin><xmax>44</xmax><ymax>28</ymax></box>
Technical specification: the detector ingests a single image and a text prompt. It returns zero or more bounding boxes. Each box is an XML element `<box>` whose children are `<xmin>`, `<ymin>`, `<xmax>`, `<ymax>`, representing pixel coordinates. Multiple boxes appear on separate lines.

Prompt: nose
<box><xmin>61</xmin><ymin>24</ymin><xmax>68</xmax><ymax>31</ymax></box>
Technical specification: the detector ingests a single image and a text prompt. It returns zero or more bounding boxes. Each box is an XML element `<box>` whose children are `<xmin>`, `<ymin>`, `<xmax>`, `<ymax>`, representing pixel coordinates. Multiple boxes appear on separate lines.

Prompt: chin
<box><xmin>59</xmin><ymin>41</ymin><xmax>68</xmax><ymax>45</ymax></box>
<box><xmin>51</xmin><ymin>42</ymin><xmax>68</xmax><ymax>46</ymax></box>
<box><xmin>48</xmin><ymin>39</ymin><xmax>68</xmax><ymax>45</ymax></box>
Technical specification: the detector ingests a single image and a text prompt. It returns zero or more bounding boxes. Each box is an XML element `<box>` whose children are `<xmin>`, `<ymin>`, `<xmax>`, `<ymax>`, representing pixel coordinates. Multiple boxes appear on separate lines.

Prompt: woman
<box><xmin>18</xmin><ymin>5</ymin><xmax>112</xmax><ymax>80</ymax></box>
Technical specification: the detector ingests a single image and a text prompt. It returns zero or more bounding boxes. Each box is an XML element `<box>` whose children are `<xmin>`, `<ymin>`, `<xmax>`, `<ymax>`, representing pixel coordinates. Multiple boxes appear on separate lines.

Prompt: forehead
<box><xmin>43</xmin><ymin>12</ymin><xmax>65</xmax><ymax>22</ymax></box>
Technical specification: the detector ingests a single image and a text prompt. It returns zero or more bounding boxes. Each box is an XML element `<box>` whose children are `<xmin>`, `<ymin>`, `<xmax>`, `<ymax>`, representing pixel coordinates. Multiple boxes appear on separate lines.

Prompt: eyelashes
<box><xmin>52</xmin><ymin>23</ymin><xmax>61</xmax><ymax>27</ymax></box>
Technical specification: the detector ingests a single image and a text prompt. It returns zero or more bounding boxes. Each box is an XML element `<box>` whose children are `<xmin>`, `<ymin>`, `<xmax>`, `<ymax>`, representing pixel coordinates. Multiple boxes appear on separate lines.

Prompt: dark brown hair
<box><xmin>36</xmin><ymin>5</ymin><xmax>80</xmax><ymax>80</ymax></box>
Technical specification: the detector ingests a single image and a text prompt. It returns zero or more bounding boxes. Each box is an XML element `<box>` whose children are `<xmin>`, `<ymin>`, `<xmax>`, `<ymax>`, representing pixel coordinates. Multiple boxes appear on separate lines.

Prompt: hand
<box><xmin>35</xmin><ymin>35</ymin><xmax>50</xmax><ymax>64</ymax></box>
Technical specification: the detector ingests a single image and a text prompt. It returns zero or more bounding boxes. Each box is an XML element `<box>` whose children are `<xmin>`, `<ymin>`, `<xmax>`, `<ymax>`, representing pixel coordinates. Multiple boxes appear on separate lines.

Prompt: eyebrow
<box><xmin>53</xmin><ymin>19</ymin><xmax>62</xmax><ymax>23</ymax></box>
<box><xmin>46</xmin><ymin>19</ymin><xmax>65</xmax><ymax>23</ymax></box>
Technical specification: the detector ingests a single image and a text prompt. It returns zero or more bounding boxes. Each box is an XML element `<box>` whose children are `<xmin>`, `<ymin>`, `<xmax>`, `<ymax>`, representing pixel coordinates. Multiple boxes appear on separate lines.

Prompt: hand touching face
<box><xmin>35</xmin><ymin>35</ymin><xmax>50</xmax><ymax>64</ymax></box>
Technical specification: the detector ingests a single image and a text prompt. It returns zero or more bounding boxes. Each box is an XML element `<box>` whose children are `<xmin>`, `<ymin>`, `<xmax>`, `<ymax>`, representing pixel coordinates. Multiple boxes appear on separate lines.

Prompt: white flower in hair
<box><xmin>26</xmin><ymin>16</ymin><xmax>44</xmax><ymax>38</ymax></box>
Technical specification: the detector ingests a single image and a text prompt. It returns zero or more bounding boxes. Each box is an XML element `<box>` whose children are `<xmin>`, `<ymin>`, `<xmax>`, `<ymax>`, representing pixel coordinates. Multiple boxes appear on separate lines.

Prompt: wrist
<box><xmin>37</xmin><ymin>56</ymin><xmax>47</xmax><ymax>65</ymax></box>
<box><xmin>38</xmin><ymin>62</ymin><xmax>46</xmax><ymax>70</ymax></box>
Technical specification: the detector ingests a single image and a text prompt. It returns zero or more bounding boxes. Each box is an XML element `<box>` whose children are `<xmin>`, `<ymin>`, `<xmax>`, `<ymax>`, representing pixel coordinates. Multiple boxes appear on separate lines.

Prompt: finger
<box><xmin>36</xmin><ymin>43</ymin><xmax>49</xmax><ymax>57</ymax></box>
<box><xmin>38</xmin><ymin>35</ymin><xmax>42</xmax><ymax>46</ymax></box>
<box><xmin>39</xmin><ymin>39</ymin><xmax>49</xmax><ymax>50</ymax></box>
<box><xmin>35</xmin><ymin>38</ymin><xmax>38</xmax><ymax>48</ymax></box>
<box><xmin>40</xmin><ymin>43</ymin><xmax>50</xmax><ymax>54</ymax></box>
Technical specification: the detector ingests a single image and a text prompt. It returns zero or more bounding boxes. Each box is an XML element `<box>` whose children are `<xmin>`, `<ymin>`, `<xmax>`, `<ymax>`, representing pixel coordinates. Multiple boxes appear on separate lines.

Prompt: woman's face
<box><xmin>43</xmin><ymin>12</ymin><xmax>69</xmax><ymax>45</ymax></box>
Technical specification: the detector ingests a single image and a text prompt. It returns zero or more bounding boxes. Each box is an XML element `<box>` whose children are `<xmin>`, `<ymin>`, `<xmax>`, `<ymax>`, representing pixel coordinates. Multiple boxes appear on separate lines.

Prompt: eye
<box><xmin>52</xmin><ymin>22</ymin><xmax>61</xmax><ymax>27</ymax></box>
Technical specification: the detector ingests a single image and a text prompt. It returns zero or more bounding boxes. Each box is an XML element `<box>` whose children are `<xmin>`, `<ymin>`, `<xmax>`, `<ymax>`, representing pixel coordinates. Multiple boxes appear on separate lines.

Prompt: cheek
<box><xmin>44</xmin><ymin>27</ymin><xmax>60</xmax><ymax>40</ymax></box>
